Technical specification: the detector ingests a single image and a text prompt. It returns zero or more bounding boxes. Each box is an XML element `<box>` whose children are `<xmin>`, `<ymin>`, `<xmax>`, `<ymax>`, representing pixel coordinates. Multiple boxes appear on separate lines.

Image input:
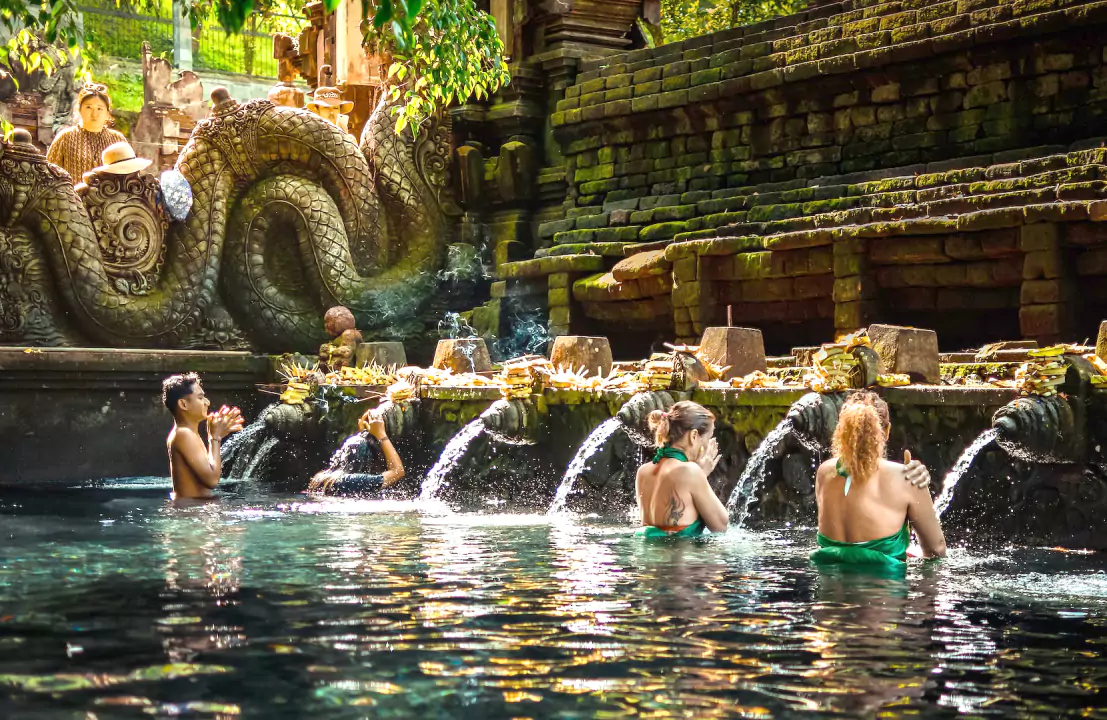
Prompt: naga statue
<box><xmin>0</xmin><ymin>86</ymin><xmax>454</xmax><ymax>352</ymax></box>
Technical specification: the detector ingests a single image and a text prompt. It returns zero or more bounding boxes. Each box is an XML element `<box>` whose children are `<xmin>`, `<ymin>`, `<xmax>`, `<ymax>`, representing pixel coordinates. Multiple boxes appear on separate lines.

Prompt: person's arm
<box><xmin>686</xmin><ymin>467</ymin><xmax>729</xmax><ymax>533</ymax></box>
<box><xmin>905</xmin><ymin>472</ymin><xmax>946</xmax><ymax>558</ymax></box>
<box><xmin>364</xmin><ymin>413</ymin><xmax>405</xmax><ymax>487</ymax></box>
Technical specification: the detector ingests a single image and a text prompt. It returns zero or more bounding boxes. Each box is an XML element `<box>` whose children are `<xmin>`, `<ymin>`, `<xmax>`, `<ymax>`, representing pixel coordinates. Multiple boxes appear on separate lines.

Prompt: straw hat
<box><xmin>93</xmin><ymin>141</ymin><xmax>152</xmax><ymax>175</ymax></box>
<box><xmin>307</xmin><ymin>85</ymin><xmax>353</xmax><ymax>113</ymax></box>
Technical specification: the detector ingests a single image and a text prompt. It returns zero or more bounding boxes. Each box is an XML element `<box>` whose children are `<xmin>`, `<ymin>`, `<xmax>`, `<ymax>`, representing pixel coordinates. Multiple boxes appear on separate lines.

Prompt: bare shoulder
<box><xmin>170</xmin><ymin>426</ymin><xmax>202</xmax><ymax>450</ymax></box>
<box><xmin>670</xmin><ymin>460</ymin><xmax>707</xmax><ymax>485</ymax></box>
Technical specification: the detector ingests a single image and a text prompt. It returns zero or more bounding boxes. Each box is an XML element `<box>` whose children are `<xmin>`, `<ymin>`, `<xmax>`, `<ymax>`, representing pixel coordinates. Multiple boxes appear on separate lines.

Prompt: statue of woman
<box><xmin>45</xmin><ymin>82</ymin><xmax>129</xmax><ymax>184</ymax></box>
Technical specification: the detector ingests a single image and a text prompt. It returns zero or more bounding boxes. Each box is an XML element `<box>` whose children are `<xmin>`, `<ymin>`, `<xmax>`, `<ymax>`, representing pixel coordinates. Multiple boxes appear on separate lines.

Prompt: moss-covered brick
<box><xmin>566</xmin><ymin>137</ymin><xmax>603</xmax><ymax>154</ymax></box>
<box><xmin>654</xmin><ymin>157</ymin><xmax>677</xmax><ymax>171</ymax></box>
<box><xmin>697</xmin><ymin>196</ymin><xmax>749</xmax><ymax>215</ymax></box>
<box><xmin>607</xmin><ymin>73</ymin><xmax>632</xmax><ymax>89</ymax></box>
<box><xmin>964</xmin><ymin>81</ymin><xmax>1008</xmax><ymax>109</ymax></box>
<box><xmin>566</xmin><ymin>205</ymin><xmax>604</xmax><ymax>219</ymax></box>
<box><xmin>740</xmin><ymin>41</ymin><xmax>773</xmax><ymax>60</ymax></box>
<box><xmin>550</xmin><ymin>111</ymin><xmax>567</xmax><ymax>127</ymax></box>
<box><xmin>499</xmin><ymin>254</ymin><xmax>605</xmax><ymax>279</ymax></box>
<box><xmin>581</xmin><ymin>104</ymin><xmax>606</xmax><ymax>122</ymax></box>
<box><xmin>633</xmin><ymin>66</ymin><xmax>662</xmax><ymax>84</ymax></box>
<box><xmin>689</xmin><ymin>83</ymin><xmax>721</xmax><ymax>103</ymax></box>
<box><xmin>580</xmin><ymin>78</ymin><xmax>606</xmax><ymax>95</ymax></box>
<box><xmin>641</xmin><ymin>193</ymin><xmax>683</xmax><ymax>210</ymax></box>
<box><xmin>629</xmin><ymin>209</ymin><xmax>656</xmax><ymax>224</ymax></box>
<box><xmin>580</xmin><ymin>178</ymin><xmax>621</xmax><ymax>195</ymax></box>
<box><xmin>691</xmin><ymin>67</ymin><xmax>723</xmax><ymax>86</ymax></box>
<box><xmin>553</xmin><ymin>229</ymin><xmax>597</xmax><ymax>245</ymax></box>
<box><xmin>615</xmin><ymin>159</ymin><xmax>653</xmax><ymax>176</ymax></box>
<box><xmin>653</xmin><ymin>205</ymin><xmax>698</xmax><ymax>222</ymax></box>
<box><xmin>577</xmin><ymin>194</ymin><xmax>601</xmax><ymax>206</ymax></box>
<box><xmin>595</xmin><ymin>226</ymin><xmax>644</xmax><ymax>242</ymax></box>
<box><xmin>580</xmin><ymin>91</ymin><xmax>606</xmax><ymax>108</ymax></box>
<box><xmin>658</xmin><ymin>90</ymin><xmax>689</xmax><ymax>109</ymax></box>
<box><xmin>701</xmin><ymin>210</ymin><xmax>748</xmax><ymax>227</ymax></box>
<box><xmin>749</xmin><ymin>69</ymin><xmax>784</xmax><ymax>90</ymax></box>
<box><xmin>605</xmin><ymin>86</ymin><xmax>633</xmax><ymax>103</ymax></box>
<box><xmin>662</xmin><ymin>60</ymin><xmax>691</xmax><ymax>78</ymax></box>
<box><xmin>632</xmin><ymin>95</ymin><xmax>659</xmax><ymax>113</ymax></box>
<box><xmin>573</xmin><ymin>163</ymin><xmax>615</xmax><ymax>183</ymax></box>
<box><xmin>661</xmin><ymin>74</ymin><xmax>691</xmax><ymax>92</ymax></box>
<box><xmin>556</xmin><ymin>97</ymin><xmax>580</xmax><ymax>112</ymax></box>
<box><xmin>575</xmin><ymin>212</ymin><xmax>611</xmax><ymax>230</ymax></box>
<box><xmin>641</xmin><ymin>221</ymin><xmax>689</xmax><ymax>241</ymax></box>
<box><xmin>677</xmin><ymin>152</ymin><xmax>708</xmax><ymax>166</ymax></box>
<box><xmin>538</xmin><ymin>218</ymin><xmax>576</xmax><ymax>239</ymax></box>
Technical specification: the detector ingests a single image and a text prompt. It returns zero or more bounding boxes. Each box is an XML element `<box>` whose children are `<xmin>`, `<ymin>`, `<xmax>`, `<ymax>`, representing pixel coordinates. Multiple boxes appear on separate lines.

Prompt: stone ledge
<box><xmin>498</xmin><ymin>254</ymin><xmax>606</xmax><ymax>279</ymax></box>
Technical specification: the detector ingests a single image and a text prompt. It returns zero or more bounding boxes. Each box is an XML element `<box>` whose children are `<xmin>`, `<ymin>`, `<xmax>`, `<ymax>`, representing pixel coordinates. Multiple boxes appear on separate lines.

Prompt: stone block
<box><xmin>433</xmin><ymin>338</ymin><xmax>492</xmax><ymax>374</ymax></box>
<box><xmin>1020</xmin><ymin>303</ymin><xmax>1069</xmax><ymax>340</ymax></box>
<box><xmin>868</xmin><ymin>324</ymin><xmax>940</xmax><ymax>383</ymax></box>
<box><xmin>1022</xmin><ymin>248</ymin><xmax>1064</xmax><ymax>280</ymax></box>
<box><xmin>549</xmin><ymin>336</ymin><xmax>613</xmax><ymax>377</ymax></box>
<box><xmin>697</xmin><ymin>326</ymin><xmax>768</xmax><ymax>379</ymax></box>
<box><xmin>355</xmin><ymin>342</ymin><xmax>407</xmax><ymax>369</ymax></box>
<box><xmin>1096</xmin><ymin>320</ymin><xmax>1107</xmax><ymax>360</ymax></box>
<box><xmin>612</xmin><ymin>250</ymin><xmax>672</xmax><ymax>281</ymax></box>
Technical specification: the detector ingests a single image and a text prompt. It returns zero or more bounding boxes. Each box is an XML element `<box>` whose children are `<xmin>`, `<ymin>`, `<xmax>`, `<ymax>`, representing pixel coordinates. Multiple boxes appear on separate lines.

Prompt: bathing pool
<box><xmin>1</xmin><ymin>480</ymin><xmax>1105</xmax><ymax>718</ymax></box>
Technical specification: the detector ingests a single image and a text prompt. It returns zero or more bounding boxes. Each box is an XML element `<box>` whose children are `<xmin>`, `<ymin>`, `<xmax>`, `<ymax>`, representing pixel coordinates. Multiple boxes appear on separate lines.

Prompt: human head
<box><xmin>324</xmin><ymin>305</ymin><xmax>356</xmax><ymax>338</ymax></box>
<box><xmin>162</xmin><ymin>372</ymin><xmax>209</xmax><ymax>422</ymax></box>
<box><xmin>77</xmin><ymin>83</ymin><xmax>112</xmax><ymax>132</ymax></box>
<box><xmin>648</xmin><ymin>401</ymin><xmax>715</xmax><ymax>456</ymax></box>
<box><xmin>831</xmin><ymin>390</ymin><xmax>891</xmax><ymax>485</ymax></box>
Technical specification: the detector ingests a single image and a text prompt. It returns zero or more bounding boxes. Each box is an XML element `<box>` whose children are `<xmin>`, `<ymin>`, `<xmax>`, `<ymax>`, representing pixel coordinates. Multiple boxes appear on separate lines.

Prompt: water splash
<box><xmin>419</xmin><ymin>420</ymin><xmax>485</xmax><ymax>501</ymax></box>
<box><xmin>726</xmin><ymin>419</ymin><xmax>796</xmax><ymax>527</ymax></box>
<box><xmin>934</xmin><ymin>429</ymin><xmax>998</xmax><ymax>518</ymax></box>
<box><xmin>223</xmin><ymin>420</ymin><xmax>268</xmax><ymax>479</ymax></box>
<box><xmin>241</xmin><ymin>436</ymin><xmax>280</xmax><ymax>481</ymax></box>
<box><xmin>548</xmin><ymin>417</ymin><xmax>624</xmax><ymax>515</ymax></box>
<box><xmin>325</xmin><ymin>432</ymin><xmax>376</xmax><ymax>473</ymax></box>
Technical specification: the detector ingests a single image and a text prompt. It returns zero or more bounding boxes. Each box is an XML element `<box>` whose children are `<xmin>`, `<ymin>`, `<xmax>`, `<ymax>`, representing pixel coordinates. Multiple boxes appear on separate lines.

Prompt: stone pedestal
<box><xmin>868</xmin><ymin>324</ymin><xmax>940</xmax><ymax>384</ymax></box>
<box><xmin>355</xmin><ymin>341</ymin><xmax>407</xmax><ymax>368</ymax></box>
<box><xmin>549</xmin><ymin>335</ymin><xmax>613</xmax><ymax>376</ymax></box>
<box><xmin>698</xmin><ymin>327</ymin><xmax>767</xmax><ymax>380</ymax></box>
<box><xmin>433</xmin><ymin>338</ymin><xmax>493</xmax><ymax>374</ymax></box>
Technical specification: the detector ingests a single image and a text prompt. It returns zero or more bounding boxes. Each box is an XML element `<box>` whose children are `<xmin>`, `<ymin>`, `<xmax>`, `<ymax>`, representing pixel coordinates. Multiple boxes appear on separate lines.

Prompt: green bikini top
<box><xmin>653</xmin><ymin>446</ymin><xmax>689</xmax><ymax>464</ymax></box>
<box><xmin>836</xmin><ymin>458</ymin><xmax>852</xmax><ymax>496</ymax></box>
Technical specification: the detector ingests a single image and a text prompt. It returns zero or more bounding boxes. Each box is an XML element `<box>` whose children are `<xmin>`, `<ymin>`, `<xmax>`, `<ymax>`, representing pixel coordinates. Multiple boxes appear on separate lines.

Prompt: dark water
<box><xmin>2</xmin><ymin>481</ymin><xmax>1106</xmax><ymax>718</ymax></box>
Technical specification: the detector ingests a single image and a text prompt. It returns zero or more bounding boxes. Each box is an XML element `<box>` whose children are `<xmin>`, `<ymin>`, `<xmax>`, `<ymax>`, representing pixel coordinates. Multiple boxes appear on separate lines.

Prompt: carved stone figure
<box><xmin>45</xmin><ymin>83</ymin><xmax>130</xmax><ymax>183</ymax></box>
<box><xmin>0</xmin><ymin>84</ymin><xmax>452</xmax><ymax>351</ymax></box>
<box><xmin>306</xmin><ymin>65</ymin><xmax>353</xmax><ymax>134</ymax></box>
<box><xmin>268</xmin><ymin>33</ymin><xmax>306</xmax><ymax>109</ymax></box>
<box><xmin>319</xmin><ymin>306</ymin><xmax>362</xmax><ymax>369</ymax></box>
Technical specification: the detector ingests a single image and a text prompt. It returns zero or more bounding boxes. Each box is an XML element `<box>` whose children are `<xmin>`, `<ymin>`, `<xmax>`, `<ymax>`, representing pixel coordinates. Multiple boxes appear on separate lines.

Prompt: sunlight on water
<box><xmin>548</xmin><ymin>417</ymin><xmax>623</xmax><ymax>515</ymax></box>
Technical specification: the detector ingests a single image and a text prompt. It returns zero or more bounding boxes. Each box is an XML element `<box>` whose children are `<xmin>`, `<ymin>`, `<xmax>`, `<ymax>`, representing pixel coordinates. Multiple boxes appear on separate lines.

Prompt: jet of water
<box><xmin>934</xmin><ymin>429</ymin><xmax>998</xmax><ymax>518</ymax></box>
<box><xmin>547</xmin><ymin>417</ymin><xmax>624</xmax><ymax>515</ymax></box>
<box><xmin>419</xmin><ymin>419</ymin><xmax>485</xmax><ymax>501</ymax></box>
<box><xmin>726</xmin><ymin>418</ymin><xmax>797</xmax><ymax>527</ymax></box>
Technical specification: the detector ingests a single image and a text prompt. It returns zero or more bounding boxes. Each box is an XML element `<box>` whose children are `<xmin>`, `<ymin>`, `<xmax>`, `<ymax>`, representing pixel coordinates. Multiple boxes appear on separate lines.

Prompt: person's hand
<box><xmin>207</xmin><ymin>405</ymin><xmax>244</xmax><ymax>441</ymax></box>
<box><xmin>903</xmin><ymin>449</ymin><xmax>930</xmax><ymax>489</ymax></box>
<box><xmin>359</xmin><ymin>408</ymin><xmax>387</xmax><ymax>440</ymax></box>
<box><xmin>696</xmin><ymin>438</ymin><xmax>721</xmax><ymax>476</ymax></box>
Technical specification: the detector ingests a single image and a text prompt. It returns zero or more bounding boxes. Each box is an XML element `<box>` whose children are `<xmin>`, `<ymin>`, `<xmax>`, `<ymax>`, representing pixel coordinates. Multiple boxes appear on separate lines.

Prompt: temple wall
<box><xmin>490</xmin><ymin>0</ymin><xmax>1107</xmax><ymax>354</ymax></box>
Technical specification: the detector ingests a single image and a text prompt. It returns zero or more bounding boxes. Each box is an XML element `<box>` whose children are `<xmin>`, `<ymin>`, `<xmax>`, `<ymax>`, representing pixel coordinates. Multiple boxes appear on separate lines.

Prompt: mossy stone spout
<box><xmin>480</xmin><ymin>399</ymin><xmax>538</xmax><ymax>442</ymax></box>
<box><xmin>786</xmin><ymin>392</ymin><xmax>846</xmax><ymax>451</ymax></box>
<box><xmin>616</xmin><ymin>391</ymin><xmax>676</xmax><ymax>444</ymax></box>
<box><xmin>992</xmin><ymin>395</ymin><xmax>1085</xmax><ymax>464</ymax></box>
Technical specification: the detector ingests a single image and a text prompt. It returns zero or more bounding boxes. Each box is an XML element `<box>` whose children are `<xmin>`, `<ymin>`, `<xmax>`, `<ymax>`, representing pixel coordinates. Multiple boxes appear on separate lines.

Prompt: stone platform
<box><xmin>0</xmin><ymin>348</ymin><xmax>271</xmax><ymax>485</ymax></box>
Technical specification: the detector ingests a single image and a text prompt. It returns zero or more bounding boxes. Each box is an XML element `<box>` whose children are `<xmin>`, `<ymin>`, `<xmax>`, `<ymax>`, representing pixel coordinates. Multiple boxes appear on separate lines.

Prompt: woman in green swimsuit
<box><xmin>812</xmin><ymin>391</ymin><xmax>945</xmax><ymax>566</ymax></box>
<box><xmin>635</xmin><ymin>401</ymin><xmax>730</xmax><ymax>537</ymax></box>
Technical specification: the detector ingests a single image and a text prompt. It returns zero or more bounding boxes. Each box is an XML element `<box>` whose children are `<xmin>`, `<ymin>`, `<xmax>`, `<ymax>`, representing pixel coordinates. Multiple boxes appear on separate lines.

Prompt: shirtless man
<box><xmin>163</xmin><ymin>373</ymin><xmax>244</xmax><ymax>500</ymax></box>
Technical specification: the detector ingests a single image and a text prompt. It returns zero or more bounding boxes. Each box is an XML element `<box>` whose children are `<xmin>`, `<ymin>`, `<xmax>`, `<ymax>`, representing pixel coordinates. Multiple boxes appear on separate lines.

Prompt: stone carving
<box><xmin>319</xmin><ymin>306</ymin><xmax>362</xmax><ymax>370</ymax></box>
<box><xmin>0</xmin><ymin>85</ymin><xmax>451</xmax><ymax>352</ymax></box>
<box><xmin>268</xmin><ymin>33</ymin><xmax>306</xmax><ymax>109</ymax></box>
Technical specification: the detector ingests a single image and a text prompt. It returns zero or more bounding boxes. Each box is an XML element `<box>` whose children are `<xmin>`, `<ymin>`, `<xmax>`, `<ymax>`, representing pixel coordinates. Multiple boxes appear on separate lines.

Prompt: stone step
<box><xmin>498</xmin><ymin>254</ymin><xmax>606</xmax><ymax>279</ymax></box>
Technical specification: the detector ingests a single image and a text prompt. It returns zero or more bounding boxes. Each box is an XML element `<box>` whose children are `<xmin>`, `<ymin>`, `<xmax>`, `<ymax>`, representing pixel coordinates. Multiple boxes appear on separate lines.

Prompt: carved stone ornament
<box><xmin>77</xmin><ymin>171</ymin><xmax>170</xmax><ymax>295</ymax></box>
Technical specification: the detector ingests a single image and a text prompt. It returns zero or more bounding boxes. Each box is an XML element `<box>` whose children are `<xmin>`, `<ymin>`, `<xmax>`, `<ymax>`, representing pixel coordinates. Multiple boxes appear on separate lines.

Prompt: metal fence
<box><xmin>79</xmin><ymin>1</ymin><xmax>302</xmax><ymax>79</ymax></box>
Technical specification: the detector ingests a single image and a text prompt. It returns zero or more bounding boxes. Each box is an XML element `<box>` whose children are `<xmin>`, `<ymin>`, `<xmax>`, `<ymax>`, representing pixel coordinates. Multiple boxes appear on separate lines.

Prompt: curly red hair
<box><xmin>831</xmin><ymin>390</ymin><xmax>890</xmax><ymax>485</ymax></box>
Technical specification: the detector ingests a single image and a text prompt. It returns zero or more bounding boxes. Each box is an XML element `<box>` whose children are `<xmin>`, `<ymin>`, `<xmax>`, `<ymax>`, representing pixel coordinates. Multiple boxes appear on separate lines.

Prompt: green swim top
<box><xmin>637</xmin><ymin>518</ymin><xmax>707</xmax><ymax>539</ymax></box>
<box><xmin>810</xmin><ymin>524</ymin><xmax>910</xmax><ymax>566</ymax></box>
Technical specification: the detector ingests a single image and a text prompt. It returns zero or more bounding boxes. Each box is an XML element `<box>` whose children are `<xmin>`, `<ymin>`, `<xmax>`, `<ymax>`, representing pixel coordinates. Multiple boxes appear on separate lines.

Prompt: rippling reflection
<box><xmin>1</xmin><ymin>489</ymin><xmax>1106</xmax><ymax>717</ymax></box>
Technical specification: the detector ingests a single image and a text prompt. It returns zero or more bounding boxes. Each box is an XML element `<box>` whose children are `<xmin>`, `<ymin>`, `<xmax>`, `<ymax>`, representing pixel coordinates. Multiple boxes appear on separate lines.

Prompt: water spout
<box><xmin>419</xmin><ymin>419</ymin><xmax>485</xmax><ymax>501</ymax></box>
<box><xmin>547</xmin><ymin>417</ymin><xmax>624</xmax><ymax>515</ymax></box>
<box><xmin>726</xmin><ymin>392</ymin><xmax>841</xmax><ymax>526</ymax></box>
<box><xmin>934</xmin><ymin>429</ymin><xmax>997</xmax><ymax>518</ymax></box>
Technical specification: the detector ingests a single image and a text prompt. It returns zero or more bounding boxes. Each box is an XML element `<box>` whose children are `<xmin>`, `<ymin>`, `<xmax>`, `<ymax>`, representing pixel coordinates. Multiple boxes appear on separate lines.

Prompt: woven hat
<box><xmin>92</xmin><ymin>141</ymin><xmax>152</xmax><ymax>175</ymax></box>
<box><xmin>307</xmin><ymin>86</ymin><xmax>353</xmax><ymax>113</ymax></box>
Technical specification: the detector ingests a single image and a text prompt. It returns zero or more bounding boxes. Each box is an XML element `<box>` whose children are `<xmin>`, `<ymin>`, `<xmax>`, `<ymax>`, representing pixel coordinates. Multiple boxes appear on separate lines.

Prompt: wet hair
<box><xmin>647</xmin><ymin>400</ymin><xmax>715</xmax><ymax>447</ymax></box>
<box><xmin>831</xmin><ymin>390</ymin><xmax>891</xmax><ymax>485</ymax></box>
<box><xmin>162</xmin><ymin>372</ymin><xmax>200</xmax><ymax>413</ymax></box>
<box><xmin>307</xmin><ymin>432</ymin><xmax>384</xmax><ymax>493</ymax></box>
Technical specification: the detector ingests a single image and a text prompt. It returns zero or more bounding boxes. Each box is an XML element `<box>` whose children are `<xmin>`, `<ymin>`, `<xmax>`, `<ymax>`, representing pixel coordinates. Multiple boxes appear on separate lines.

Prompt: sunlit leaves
<box><xmin>658</xmin><ymin>0</ymin><xmax>803</xmax><ymax>43</ymax></box>
<box><xmin>366</xmin><ymin>0</ymin><xmax>510</xmax><ymax>134</ymax></box>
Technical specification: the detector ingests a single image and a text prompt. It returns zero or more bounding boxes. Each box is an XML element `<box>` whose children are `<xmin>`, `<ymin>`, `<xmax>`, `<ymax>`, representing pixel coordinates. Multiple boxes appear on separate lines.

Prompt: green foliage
<box><xmin>659</xmin><ymin>0</ymin><xmax>803</xmax><ymax>43</ymax></box>
<box><xmin>1</xmin><ymin>1</ymin><xmax>86</xmax><ymax>84</ymax></box>
<box><xmin>369</xmin><ymin>0</ymin><xmax>510</xmax><ymax>134</ymax></box>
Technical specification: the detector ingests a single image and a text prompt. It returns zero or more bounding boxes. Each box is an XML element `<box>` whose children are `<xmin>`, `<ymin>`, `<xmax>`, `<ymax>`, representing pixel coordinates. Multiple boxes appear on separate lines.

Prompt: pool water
<box><xmin>2</xmin><ymin>482</ymin><xmax>1106</xmax><ymax>718</ymax></box>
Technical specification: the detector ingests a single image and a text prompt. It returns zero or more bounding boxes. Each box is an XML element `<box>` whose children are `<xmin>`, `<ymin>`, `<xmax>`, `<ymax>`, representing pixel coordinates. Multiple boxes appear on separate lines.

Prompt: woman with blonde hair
<box><xmin>812</xmin><ymin>391</ymin><xmax>945</xmax><ymax>565</ymax></box>
<box><xmin>635</xmin><ymin>401</ymin><xmax>729</xmax><ymax>537</ymax></box>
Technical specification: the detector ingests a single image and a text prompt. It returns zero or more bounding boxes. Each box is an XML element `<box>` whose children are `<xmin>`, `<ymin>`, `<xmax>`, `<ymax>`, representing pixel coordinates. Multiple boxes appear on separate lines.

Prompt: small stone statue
<box><xmin>319</xmin><ymin>306</ymin><xmax>363</xmax><ymax>370</ymax></box>
<box><xmin>306</xmin><ymin>65</ymin><xmax>353</xmax><ymax>134</ymax></box>
<box><xmin>267</xmin><ymin>33</ymin><xmax>305</xmax><ymax>109</ymax></box>
<box><xmin>46</xmin><ymin>82</ymin><xmax>130</xmax><ymax>184</ymax></box>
